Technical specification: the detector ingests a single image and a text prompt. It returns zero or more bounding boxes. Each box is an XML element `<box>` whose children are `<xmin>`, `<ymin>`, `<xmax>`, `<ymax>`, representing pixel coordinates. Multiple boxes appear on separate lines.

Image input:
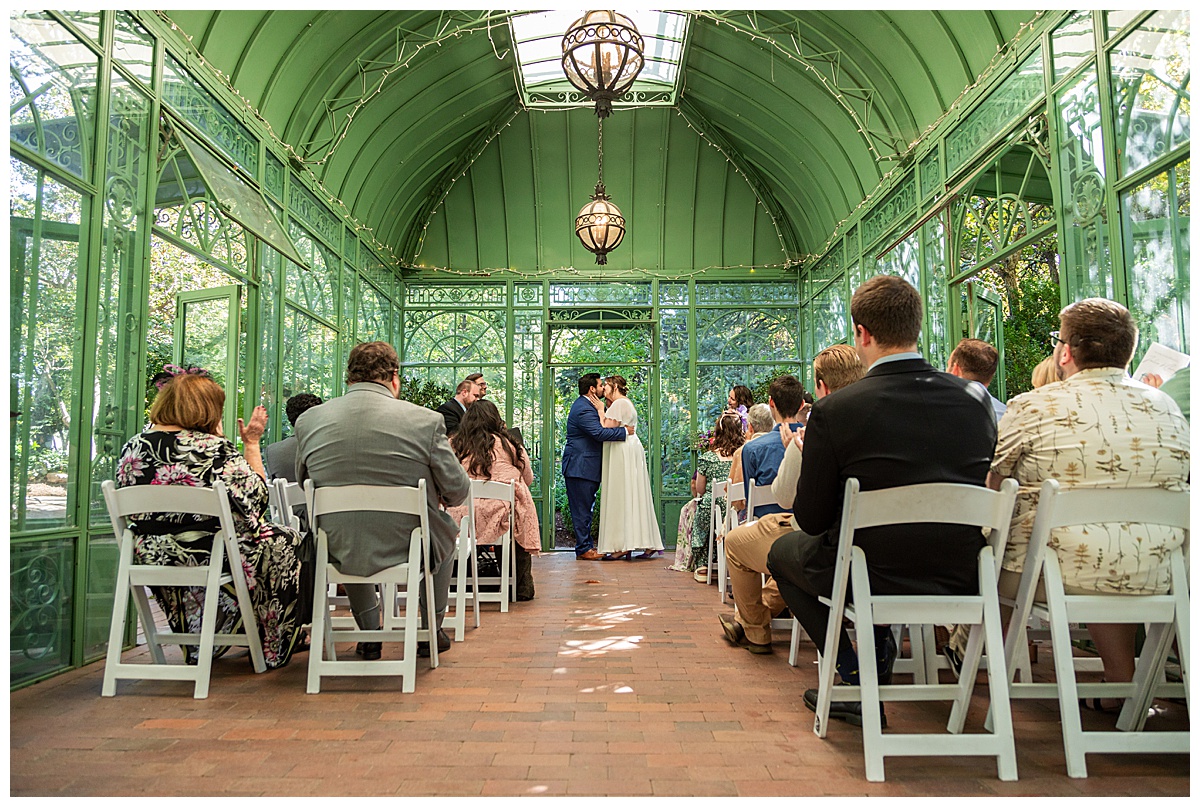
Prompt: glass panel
<box><xmin>9</xmin><ymin>13</ymin><xmax>99</xmax><ymax>181</ymax></box>
<box><xmin>177</xmin><ymin>130</ymin><xmax>305</xmax><ymax>267</ymax></box>
<box><xmin>179</xmin><ymin>296</ymin><xmax>234</xmax><ymax>390</ymax></box>
<box><xmin>282</xmin><ymin>307</ymin><xmax>339</xmax><ymax>402</ymax></box>
<box><xmin>659</xmin><ymin>308</ymin><xmax>691</xmax><ymax>497</ymax></box>
<box><xmin>84</xmin><ymin>533</ymin><xmax>119</xmax><ymax>660</ymax></box>
<box><xmin>923</xmin><ymin>216</ymin><xmax>950</xmax><ymax>370</ymax></box>
<box><xmin>514</xmin><ymin>282</ymin><xmax>543</xmax><ymax>307</ymax></box>
<box><xmin>58</xmin><ymin>10</ymin><xmax>101</xmax><ymax>43</ymax></box>
<box><xmin>920</xmin><ymin>149</ymin><xmax>941</xmax><ymax>198</ymax></box>
<box><xmin>1106</xmin><ymin>10</ymin><xmax>1142</xmax><ymax>40</ymax></box>
<box><xmin>695</xmin><ymin>309</ymin><xmax>797</xmax><ymax>363</ymax></box>
<box><xmin>810</xmin><ymin>278</ymin><xmax>850</xmax><ymax>354</ymax></box>
<box><xmin>695</xmin><ymin>364</ymin><xmax>802</xmax><ymax>431</ymax></box>
<box><xmin>286</xmin><ymin>222</ymin><xmax>335</xmax><ymax>321</ymax></box>
<box><xmin>113</xmin><ymin>11</ymin><xmax>154</xmax><ymax>86</ymax></box>
<box><xmin>695</xmin><ymin>281</ymin><xmax>797</xmax><ymax>305</ymax></box>
<box><xmin>877</xmin><ymin>230</ymin><xmax>921</xmax><ymax>289</ymax></box>
<box><xmin>403</xmin><ymin>309</ymin><xmax>506</xmax><ymax>366</ymax></box>
<box><xmin>286</xmin><ymin>178</ymin><xmax>341</xmax><ymax>249</ymax></box>
<box><xmin>10</xmin><ymin>159</ymin><xmax>84</xmax><ymax>531</ymax></box>
<box><xmin>512</xmin><ymin>311</ymin><xmax>544</xmax><ymax>495</ymax></box>
<box><xmin>550</xmin><ymin>282</ymin><xmax>651</xmax><ymax>305</ymax></box>
<box><xmin>10</xmin><ymin>538</ymin><xmax>75</xmax><ymax>685</ymax></box>
<box><xmin>259</xmin><ymin>245</ymin><xmax>282</xmax><ymax>435</ymax></box>
<box><xmin>407</xmin><ymin>283</ymin><xmax>506</xmax><ymax>307</ymax></box>
<box><xmin>1056</xmin><ymin>64</ymin><xmax>1113</xmax><ymax>298</ymax></box>
<box><xmin>89</xmin><ymin>72</ymin><xmax>150</xmax><ymax>528</ymax></box>
<box><xmin>1052</xmin><ymin>11</ymin><xmax>1094</xmax><ymax>84</ymax></box>
<box><xmin>1110</xmin><ymin>10</ymin><xmax>1191</xmax><ymax>178</ymax></box>
<box><xmin>161</xmin><ymin>54</ymin><xmax>258</xmax><ymax>176</ymax></box>
<box><xmin>357</xmin><ymin>280</ymin><xmax>389</xmax><ymax>343</ymax></box>
<box><xmin>263</xmin><ymin>149</ymin><xmax>285</xmax><ymax>201</ymax></box>
<box><xmin>946</xmin><ymin>47</ymin><xmax>1045</xmax><ymax>175</ymax></box>
<box><xmin>862</xmin><ymin>174</ymin><xmax>917</xmax><ymax>248</ymax></box>
<box><xmin>1122</xmin><ymin>159</ymin><xmax>1190</xmax><ymax>367</ymax></box>
<box><xmin>658</xmin><ymin>282</ymin><xmax>688</xmax><ymax>306</ymax></box>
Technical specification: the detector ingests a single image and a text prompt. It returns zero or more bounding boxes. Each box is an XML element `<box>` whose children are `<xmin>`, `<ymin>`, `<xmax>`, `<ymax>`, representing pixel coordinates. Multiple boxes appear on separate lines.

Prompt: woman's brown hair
<box><xmin>710</xmin><ymin>412</ymin><xmax>745</xmax><ymax>456</ymax></box>
<box><xmin>603</xmin><ymin>375</ymin><xmax>628</xmax><ymax>396</ymax></box>
<box><xmin>451</xmin><ymin>399</ymin><xmax>522</xmax><ymax>479</ymax></box>
<box><xmin>149</xmin><ymin>373</ymin><xmax>225</xmax><ymax>434</ymax></box>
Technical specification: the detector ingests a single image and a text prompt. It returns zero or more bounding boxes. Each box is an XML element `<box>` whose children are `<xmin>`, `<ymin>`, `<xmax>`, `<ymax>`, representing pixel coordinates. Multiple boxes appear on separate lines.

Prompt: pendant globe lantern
<box><xmin>561</xmin><ymin>10</ymin><xmax>645</xmax><ymax>119</ymax></box>
<box><xmin>563</xmin><ymin>11</ymin><xmax>644</xmax><ymax>264</ymax></box>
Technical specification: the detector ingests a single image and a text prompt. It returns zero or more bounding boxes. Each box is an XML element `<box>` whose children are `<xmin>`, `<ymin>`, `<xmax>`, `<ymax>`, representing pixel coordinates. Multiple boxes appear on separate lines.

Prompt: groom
<box><xmin>562</xmin><ymin>372</ymin><xmax>633</xmax><ymax>560</ymax></box>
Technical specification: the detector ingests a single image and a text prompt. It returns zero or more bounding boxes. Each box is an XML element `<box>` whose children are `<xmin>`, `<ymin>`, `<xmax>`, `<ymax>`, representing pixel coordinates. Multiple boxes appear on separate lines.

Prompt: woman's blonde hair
<box><xmin>1030</xmin><ymin>355</ymin><xmax>1059</xmax><ymax>389</ymax></box>
<box><xmin>149</xmin><ymin>373</ymin><xmax>225</xmax><ymax>434</ymax></box>
<box><xmin>603</xmin><ymin>375</ymin><xmax>628</xmax><ymax>396</ymax></box>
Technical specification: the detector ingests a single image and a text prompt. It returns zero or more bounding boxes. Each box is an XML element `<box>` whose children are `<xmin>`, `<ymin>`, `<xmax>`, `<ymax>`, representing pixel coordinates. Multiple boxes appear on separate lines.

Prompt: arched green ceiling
<box><xmin>162</xmin><ymin>9</ymin><xmax>1040</xmax><ymax>268</ymax></box>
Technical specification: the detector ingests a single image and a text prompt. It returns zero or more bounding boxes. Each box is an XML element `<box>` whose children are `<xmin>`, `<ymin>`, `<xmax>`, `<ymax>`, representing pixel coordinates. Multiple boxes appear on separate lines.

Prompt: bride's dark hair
<box><xmin>603</xmin><ymin>375</ymin><xmax>628</xmax><ymax>396</ymax></box>
<box><xmin>451</xmin><ymin>399</ymin><xmax>522</xmax><ymax>478</ymax></box>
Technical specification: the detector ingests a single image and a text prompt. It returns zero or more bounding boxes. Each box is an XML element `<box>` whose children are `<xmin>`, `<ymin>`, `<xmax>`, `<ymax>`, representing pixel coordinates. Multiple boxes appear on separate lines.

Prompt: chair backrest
<box><xmin>746</xmin><ymin>478</ymin><xmax>779</xmax><ymax>518</ymax></box>
<box><xmin>101</xmin><ymin>479</ymin><xmax>239</xmax><ymax>555</ymax></box>
<box><xmin>710</xmin><ymin>479</ymin><xmax>730</xmax><ymax>533</ymax></box>
<box><xmin>305</xmin><ymin>478</ymin><xmax>427</xmax><ymax>519</ymax></box>
<box><xmin>270</xmin><ymin>479</ymin><xmax>305</xmax><ymax>531</ymax></box>
<box><xmin>722</xmin><ymin>480</ymin><xmax>745</xmax><ymax>531</ymax></box>
<box><xmin>1024</xmin><ymin>478</ymin><xmax>1189</xmax><ymax>586</ymax></box>
<box><xmin>833</xmin><ymin>477</ymin><xmax>1021</xmax><ymax>584</ymax></box>
<box><xmin>471</xmin><ymin>479</ymin><xmax>514</xmax><ymax>504</ymax></box>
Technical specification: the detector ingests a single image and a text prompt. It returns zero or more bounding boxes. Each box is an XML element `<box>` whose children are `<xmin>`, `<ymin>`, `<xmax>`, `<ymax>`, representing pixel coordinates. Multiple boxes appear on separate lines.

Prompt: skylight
<box><xmin>509</xmin><ymin>10</ymin><xmax>689</xmax><ymax>106</ymax></box>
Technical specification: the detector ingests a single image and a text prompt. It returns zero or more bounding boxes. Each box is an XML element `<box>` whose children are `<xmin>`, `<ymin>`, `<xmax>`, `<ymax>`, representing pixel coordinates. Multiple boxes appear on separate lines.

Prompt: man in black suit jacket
<box><xmin>766</xmin><ymin>274</ymin><xmax>997</xmax><ymax>726</ymax></box>
<box><xmin>435</xmin><ymin>379</ymin><xmax>479</xmax><ymax>436</ymax></box>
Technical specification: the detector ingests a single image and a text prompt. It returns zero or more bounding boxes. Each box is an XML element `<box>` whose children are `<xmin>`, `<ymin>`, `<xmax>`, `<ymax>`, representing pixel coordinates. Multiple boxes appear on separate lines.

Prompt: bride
<box><xmin>593</xmin><ymin>375</ymin><xmax>664</xmax><ymax>560</ymax></box>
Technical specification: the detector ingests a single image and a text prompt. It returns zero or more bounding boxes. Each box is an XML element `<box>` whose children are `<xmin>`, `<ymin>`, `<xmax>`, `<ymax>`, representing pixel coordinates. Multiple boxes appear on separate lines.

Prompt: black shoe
<box><xmin>877</xmin><ymin>629</ymin><xmax>898</xmax><ymax>686</ymax></box>
<box><xmin>943</xmin><ymin>644</ymin><xmax>964</xmax><ymax>680</ymax></box>
<box><xmin>516</xmin><ymin>592</ymin><xmax>534</xmax><ymax>602</ymax></box>
<box><xmin>718</xmin><ymin>613</ymin><xmax>772</xmax><ymax>654</ymax></box>
<box><xmin>803</xmin><ymin>686</ymin><xmax>887</xmax><ymax>729</ymax></box>
<box><xmin>417</xmin><ymin>628</ymin><xmax>452</xmax><ymax>657</ymax></box>
<box><xmin>355</xmin><ymin>642</ymin><xmax>382</xmax><ymax>661</ymax></box>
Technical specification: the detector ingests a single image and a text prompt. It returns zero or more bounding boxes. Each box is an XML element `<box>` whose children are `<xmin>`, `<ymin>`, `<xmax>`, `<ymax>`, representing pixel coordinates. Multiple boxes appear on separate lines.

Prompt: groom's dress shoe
<box><xmin>577</xmin><ymin>550</ymin><xmax>602</xmax><ymax>560</ymax></box>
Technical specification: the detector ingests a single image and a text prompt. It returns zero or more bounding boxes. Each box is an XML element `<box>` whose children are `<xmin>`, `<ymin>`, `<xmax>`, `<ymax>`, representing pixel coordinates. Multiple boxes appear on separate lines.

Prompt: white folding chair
<box><xmin>100</xmin><ymin>480</ymin><xmax>266</xmax><ymax>699</ymax></box>
<box><xmin>714</xmin><ymin>479</ymin><xmax>744</xmax><ymax>600</ymax></box>
<box><xmin>812</xmin><ymin>477</ymin><xmax>1021</xmax><ymax>782</ymax></box>
<box><xmin>469</xmin><ymin>479</ymin><xmax>517</xmax><ymax>612</ymax></box>
<box><xmin>443</xmin><ymin>513</ymin><xmax>481</xmax><ymax>641</ymax></box>
<box><xmin>270</xmin><ymin>478</ymin><xmax>303</xmax><ymax>531</ymax></box>
<box><xmin>999</xmin><ymin>479</ymin><xmax>1189</xmax><ymax>778</ymax></box>
<box><xmin>707</xmin><ymin>479</ymin><xmax>729</xmax><ymax>587</ymax></box>
<box><xmin>305</xmin><ymin>479</ymin><xmax>440</xmax><ymax>694</ymax></box>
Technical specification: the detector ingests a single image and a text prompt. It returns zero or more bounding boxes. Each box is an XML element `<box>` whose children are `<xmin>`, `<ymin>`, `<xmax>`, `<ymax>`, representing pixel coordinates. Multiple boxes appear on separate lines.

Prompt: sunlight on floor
<box><xmin>559</xmin><ymin>635</ymin><xmax>643</xmax><ymax>657</ymax></box>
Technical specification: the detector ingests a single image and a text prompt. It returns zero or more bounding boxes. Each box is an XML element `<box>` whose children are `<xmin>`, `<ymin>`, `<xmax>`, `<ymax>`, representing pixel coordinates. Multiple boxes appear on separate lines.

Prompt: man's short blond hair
<box><xmin>813</xmin><ymin>344</ymin><xmax>865</xmax><ymax>393</ymax></box>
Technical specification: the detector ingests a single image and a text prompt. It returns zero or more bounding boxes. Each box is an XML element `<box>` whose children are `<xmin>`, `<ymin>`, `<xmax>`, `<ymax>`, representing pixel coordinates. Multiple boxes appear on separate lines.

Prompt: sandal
<box><xmin>693</xmin><ymin>568</ymin><xmax>709</xmax><ymax>582</ymax></box>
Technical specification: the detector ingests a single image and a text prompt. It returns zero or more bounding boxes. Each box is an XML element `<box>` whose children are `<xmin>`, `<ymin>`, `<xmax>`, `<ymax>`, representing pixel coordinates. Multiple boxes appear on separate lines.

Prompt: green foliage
<box><xmin>751</xmin><ymin>365</ymin><xmax>804</xmax><ymax>404</ymax></box>
<box><xmin>1002</xmin><ymin>269</ymin><xmax>1060</xmax><ymax>398</ymax></box>
<box><xmin>398</xmin><ymin>376</ymin><xmax>454</xmax><ymax>411</ymax></box>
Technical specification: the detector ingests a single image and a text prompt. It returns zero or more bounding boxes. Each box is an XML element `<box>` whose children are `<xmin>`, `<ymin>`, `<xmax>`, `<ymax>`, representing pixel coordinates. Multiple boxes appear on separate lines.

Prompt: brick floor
<box><xmin>9</xmin><ymin>552</ymin><xmax>1189</xmax><ymax>796</ymax></box>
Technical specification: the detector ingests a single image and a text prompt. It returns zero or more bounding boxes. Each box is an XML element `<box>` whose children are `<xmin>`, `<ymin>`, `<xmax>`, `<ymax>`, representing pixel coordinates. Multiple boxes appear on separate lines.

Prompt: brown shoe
<box><xmin>576</xmin><ymin>550</ymin><xmax>603</xmax><ymax>560</ymax></box>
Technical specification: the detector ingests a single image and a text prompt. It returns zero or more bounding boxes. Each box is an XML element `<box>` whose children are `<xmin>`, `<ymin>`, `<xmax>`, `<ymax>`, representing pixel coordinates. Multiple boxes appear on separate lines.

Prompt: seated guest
<box><xmin>1030</xmin><ymin>355</ymin><xmax>1060</xmax><ymax>389</ymax></box>
<box><xmin>688</xmin><ymin>412</ymin><xmax>745</xmax><ymax>581</ymax></box>
<box><xmin>720</xmin><ymin>350</ymin><xmax>863</xmax><ymax>653</ymax></box>
<box><xmin>1141</xmin><ymin>365</ymin><xmax>1190</xmax><ymax>422</ymax></box>
<box><xmin>436</xmin><ymin>378</ymin><xmax>480</xmax><ymax>436</ymax></box>
<box><xmin>720</xmin><ymin>346</ymin><xmax>865</xmax><ymax>653</ymax></box>
<box><xmin>446</xmin><ymin>400</ymin><xmax>540</xmax><ymax>601</ymax></box>
<box><xmin>117</xmin><ymin>369</ymin><xmax>308</xmax><ymax>668</ymax></box>
<box><xmin>727</xmin><ymin>403</ymin><xmax>774</xmax><ymax>512</ymax></box>
<box><xmin>766</xmin><ymin>275</ymin><xmax>997</xmax><ymax>727</ymax></box>
<box><xmin>296</xmin><ymin>342</ymin><xmax>470</xmax><ymax>660</ymax></box>
<box><xmin>728</xmin><ymin>384</ymin><xmax>754</xmax><ymax>423</ymax></box>
<box><xmin>947</xmin><ymin>338</ymin><xmax>1006</xmax><ymax>421</ymax></box>
<box><xmin>730</xmin><ymin>376</ymin><xmax>807</xmax><ymax>517</ymax></box>
<box><xmin>466</xmin><ymin>372</ymin><xmax>488</xmax><ymax>400</ymax></box>
<box><xmin>265</xmin><ymin>392</ymin><xmax>322</xmax><ymax>482</ymax></box>
<box><xmin>947</xmin><ymin>300</ymin><xmax>1189</xmax><ymax>706</ymax></box>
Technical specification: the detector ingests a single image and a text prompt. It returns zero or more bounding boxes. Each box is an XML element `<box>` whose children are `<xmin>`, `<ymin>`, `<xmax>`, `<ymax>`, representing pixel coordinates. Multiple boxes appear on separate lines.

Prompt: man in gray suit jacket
<box><xmin>295</xmin><ymin>342</ymin><xmax>471</xmax><ymax>658</ymax></box>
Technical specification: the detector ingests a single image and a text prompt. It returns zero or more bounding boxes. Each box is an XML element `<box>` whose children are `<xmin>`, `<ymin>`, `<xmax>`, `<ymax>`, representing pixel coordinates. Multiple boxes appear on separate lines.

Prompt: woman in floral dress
<box><xmin>689</xmin><ymin>412</ymin><xmax>745</xmax><ymax>580</ymax></box>
<box><xmin>116</xmin><ymin>371</ymin><xmax>307</xmax><ymax>669</ymax></box>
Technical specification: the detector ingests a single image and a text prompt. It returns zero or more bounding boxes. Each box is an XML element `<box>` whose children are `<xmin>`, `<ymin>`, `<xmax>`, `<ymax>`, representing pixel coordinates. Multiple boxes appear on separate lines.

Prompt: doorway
<box><xmin>545</xmin><ymin>316</ymin><xmax>656</xmax><ymax>550</ymax></box>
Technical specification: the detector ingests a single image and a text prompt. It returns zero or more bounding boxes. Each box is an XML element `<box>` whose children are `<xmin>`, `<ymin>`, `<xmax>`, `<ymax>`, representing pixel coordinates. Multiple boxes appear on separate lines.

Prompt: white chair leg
<box><xmin>470</xmin><ymin>532</ymin><xmax>481</xmax><ymax>628</ymax></box>
<box><xmin>788</xmin><ymin>617</ymin><xmax>800</xmax><ymax>667</ymax></box>
<box><xmin>707</xmin><ymin>527</ymin><xmax>716</xmax><ymax>586</ymax></box>
<box><xmin>948</xmin><ymin>622</ymin><xmax>984</xmax><ymax>734</ymax></box>
<box><xmin>101</xmin><ymin>540</ymin><xmax>136</xmax><ymax>697</ymax></box>
<box><xmin>979</xmin><ymin>566</ymin><xmax>1019</xmax><ymax>782</ymax></box>
<box><xmin>1118</xmin><ymin>621</ymin><xmax>1173</xmax><ymax>732</ymax></box>
<box><xmin>1044</xmin><ymin>564</ymin><xmax>1088</xmax><ymax>778</ymax></box>
<box><xmin>192</xmin><ymin>544</ymin><xmax>225</xmax><ymax>700</ymax></box>
<box><xmin>856</xmin><ymin>615</ymin><xmax>886</xmax><ymax>782</ymax></box>
<box><xmin>717</xmin><ymin>542</ymin><xmax>727</xmax><ymax>603</ymax></box>
<box><xmin>307</xmin><ymin>549</ymin><xmax>329</xmax><ymax>695</ymax></box>
<box><xmin>499</xmin><ymin>534</ymin><xmax>511</xmax><ymax>614</ymax></box>
<box><xmin>130</xmin><ymin>584</ymin><xmax>166</xmax><ymax>665</ymax></box>
<box><xmin>908</xmin><ymin>625</ymin><xmax>927</xmax><ymax>684</ymax></box>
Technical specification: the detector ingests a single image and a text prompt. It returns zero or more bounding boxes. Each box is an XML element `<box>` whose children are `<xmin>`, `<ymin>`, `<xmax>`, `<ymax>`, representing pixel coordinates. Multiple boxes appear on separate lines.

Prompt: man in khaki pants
<box><xmin>719</xmin><ymin>345</ymin><xmax>864</xmax><ymax>653</ymax></box>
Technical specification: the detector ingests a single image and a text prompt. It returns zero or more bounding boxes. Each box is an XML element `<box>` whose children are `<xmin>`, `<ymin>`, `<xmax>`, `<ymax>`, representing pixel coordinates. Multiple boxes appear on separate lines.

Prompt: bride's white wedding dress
<box><xmin>597</xmin><ymin>397</ymin><xmax>664</xmax><ymax>553</ymax></box>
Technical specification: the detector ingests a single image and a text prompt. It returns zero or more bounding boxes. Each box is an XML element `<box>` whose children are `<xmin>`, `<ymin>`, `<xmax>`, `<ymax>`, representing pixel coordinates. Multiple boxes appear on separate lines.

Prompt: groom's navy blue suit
<box><xmin>562</xmin><ymin>395</ymin><xmax>627</xmax><ymax>557</ymax></box>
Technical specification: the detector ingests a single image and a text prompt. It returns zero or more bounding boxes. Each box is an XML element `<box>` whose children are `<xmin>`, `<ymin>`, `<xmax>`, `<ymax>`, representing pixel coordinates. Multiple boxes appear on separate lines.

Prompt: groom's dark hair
<box><xmin>578</xmin><ymin>373</ymin><xmax>601</xmax><ymax>396</ymax></box>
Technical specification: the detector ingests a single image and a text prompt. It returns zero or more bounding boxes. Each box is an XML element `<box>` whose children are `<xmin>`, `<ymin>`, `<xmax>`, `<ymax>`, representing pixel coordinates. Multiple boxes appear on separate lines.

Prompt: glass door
<box><xmin>954</xmin><ymin>281</ymin><xmax>1007</xmax><ymax>399</ymax></box>
<box><xmin>173</xmin><ymin>285</ymin><xmax>241</xmax><ymax>438</ymax></box>
<box><xmin>545</xmin><ymin>320</ymin><xmax>656</xmax><ymax>550</ymax></box>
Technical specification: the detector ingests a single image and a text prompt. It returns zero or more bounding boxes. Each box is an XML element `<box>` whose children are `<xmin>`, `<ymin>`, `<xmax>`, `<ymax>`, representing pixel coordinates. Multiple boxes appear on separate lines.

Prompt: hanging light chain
<box><xmin>597</xmin><ymin>115</ymin><xmax>604</xmax><ymax>188</ymax></box>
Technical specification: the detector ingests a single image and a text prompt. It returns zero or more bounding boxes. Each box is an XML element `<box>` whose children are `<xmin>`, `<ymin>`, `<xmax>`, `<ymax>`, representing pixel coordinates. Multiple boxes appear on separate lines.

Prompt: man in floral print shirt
<box><xmin>947</xmin><ymin>298</ymin><xmax>1188</xmax><ymax>695</ymax></box>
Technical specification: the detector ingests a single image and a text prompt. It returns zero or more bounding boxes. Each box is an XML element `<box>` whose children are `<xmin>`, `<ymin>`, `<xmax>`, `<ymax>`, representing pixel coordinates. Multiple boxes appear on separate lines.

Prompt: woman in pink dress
<box><xmin>446</xmin><ymin>399</ymin><xmax>539</xmax><ymax>600</ymax></box>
